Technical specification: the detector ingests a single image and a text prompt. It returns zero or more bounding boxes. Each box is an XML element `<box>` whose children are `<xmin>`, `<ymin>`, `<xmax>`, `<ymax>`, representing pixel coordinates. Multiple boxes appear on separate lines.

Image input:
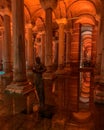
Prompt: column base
<box><xmin>72</xmin><ymin>111</ymin><xmax>92</xmax><ymax>123</ymax></box>
<box><xmin>1</xmin><ymin>72</ymin><xmax>13</xmax><ymax>86</ymax></box>
<box><xmin>4</xmin><ymin>81</ymin><xmax>36</xmax><ymax>115</ymax></box>
<box><xmin>66</xmin><ymin>118</ymin><xmax>94</xmax><ymax>130</ymax></box>
<box><xmin>5</xmin><ymin>81</ymin><xmax>33</xmax><ymax>94</ymax></box>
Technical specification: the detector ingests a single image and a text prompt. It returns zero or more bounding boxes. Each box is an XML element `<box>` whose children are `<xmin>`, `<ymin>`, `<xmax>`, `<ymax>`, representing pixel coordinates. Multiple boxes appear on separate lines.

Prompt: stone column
<box><xmin>12</xmin><ymin>0</ymin><xmax>26</xmax><ymax>83</ymax></box>
<box><xmin>26</xmin><ymin>23</ymin><xmax>33</xmax><ymax>70</ymax></box>
<box><xmin>45</xmin><ymin>8</ymin><xmax>52</xmax><ymax>72</ymax></box>
<box><xmin>40</xmin><ymin>0</ymin><xmax>58</xmax><ymax>79</ymax></box>
<box><xmin>94</xmin><ymin>19</ymin><xmax>104</xmax><ymax>103</ymax></box>
<box><xmin>96</xmin><ymin>24</ymin><xmax>102</xmax><ymax>76</ymax></box>
<box><xmin>6</xmin><ymin>0</ymin><xmax>33</xmax><ymax>115</ymax></box>
<box><xmin>0</xmin><ymin>27</ymin><xmax>4</xmax><ymax>60</ymax></box>
<box><xmin>6</xmin><ymin>0</ymin><xmax>32</xmax><ymax>93</ymax></box>
<box><xmin>25</xmin><ymin>23</ymin><xmax>34</xmax><ymax>83</ymax></box>
<box><xmin>56</xmin><ymin>18</ymin><xmax>67</xmax><ymax>73</ymax></box>
<box><xmin>94</xmin><ymin>36</ymin><xmax>104</xmax><ymax>103</ymax></box>
<box><xmin>40</xmin><ymin>31</ymin><xmax>45</xmax><ymax>64</ymax></box>
<box><xmin>64</xmin><ymin>30</ymin><xmax>71</xmax><ymax>72</ymax></box>
<box><xmin>98</xmin><ymin>24</ymin><xmax>103</xmax><ymax>77</ymax></box>
<box><xmin>1</xmin><ymin>8</ymin><xmax>13</xmax><ymax>86</ymax></box>
<box><xmin>100</xmin><ymin>50</ymin><xmax>104</xmax><ymax>82</ymax></box>
<box><xmin>0</xmin><ymin>28</ymin><xmax>3</xmax><ymax>71</ymax></box>
<box><xmin>52</xmin><ymin>39</ymin><xmax>58</xmax><ymax>70</ymax></box>
<box><xmin>3</xmin><ymin>8</ymin><xmax>12</xmax><ymax>73</ymax></box>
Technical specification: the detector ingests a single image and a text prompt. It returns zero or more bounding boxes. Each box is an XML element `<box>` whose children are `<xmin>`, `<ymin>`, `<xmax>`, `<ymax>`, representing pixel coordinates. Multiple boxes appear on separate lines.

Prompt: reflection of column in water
<box><xmin>80</xmin><ymin>72</ymin><xmax>90</xmax><ymax>103</ymax></box>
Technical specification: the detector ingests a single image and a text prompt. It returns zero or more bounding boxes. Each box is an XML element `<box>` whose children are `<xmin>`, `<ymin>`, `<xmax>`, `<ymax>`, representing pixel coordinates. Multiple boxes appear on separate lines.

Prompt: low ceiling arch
<box><xmin>0</xmin><ymin>0</ymin><xmax>103</xmax><ymax>29</ymax></box>
<box><xmin>68</xmin><ymin>1</ymin><xmax>97</xmax><ymax>18</ymax></box>
<box><xmin>75</xmin><ymin>14</ymin><xmax>98</xmax><ymax>25</ymax></box>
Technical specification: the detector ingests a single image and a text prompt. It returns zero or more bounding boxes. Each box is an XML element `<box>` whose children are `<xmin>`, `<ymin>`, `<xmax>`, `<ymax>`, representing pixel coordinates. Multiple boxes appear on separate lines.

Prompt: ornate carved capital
<box><xmin>56</xmin><ymin>18</ymin><xmax>67</xmax><ymax>25</ymax></box>
<box><xmin>25</xmin><ymin>23</ymin><xmax>32</xmax><ymax>29</ymax></box>
<box><xmin>39</xmin><ymin>0</ymin><xmax>58</xmax><ymax>10</ymax></box>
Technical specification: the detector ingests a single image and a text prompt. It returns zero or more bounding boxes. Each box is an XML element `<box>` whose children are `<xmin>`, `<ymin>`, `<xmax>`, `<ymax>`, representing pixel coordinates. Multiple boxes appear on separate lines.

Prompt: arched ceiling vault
<box><xmin>24</xmin><ymin>0</ymin><xmax>102</xmax><ymax>28</ymax></box>
<box><xmin>0</xmin><ymin>0</ymin><xmax>103</xmax><ymax>28</ymax></box>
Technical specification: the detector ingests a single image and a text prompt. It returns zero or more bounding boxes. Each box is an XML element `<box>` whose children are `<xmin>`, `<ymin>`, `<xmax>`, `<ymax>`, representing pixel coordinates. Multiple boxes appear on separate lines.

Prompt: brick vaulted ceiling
<box><xmin>0</xmin><ymin>0</ymin><xmax>103</xmax><ymax>28</ymax></box>
<box><xmin>24</xmin><ymin>0</ymin><xmax>102</xmax><ymax>26</ymax></box>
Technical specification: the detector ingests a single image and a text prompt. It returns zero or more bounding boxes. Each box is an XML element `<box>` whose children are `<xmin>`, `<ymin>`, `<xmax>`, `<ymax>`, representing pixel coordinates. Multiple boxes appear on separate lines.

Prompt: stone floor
<box><xmin>94</xmin><ymin>103</ymin><xmax>104</xmax><ymax>130</ymax></box>
<box><xmin>0</xmin><ymin>81</ymin><xmax>104</xmax><ymax>130</ymax></box>
<box><xmin>0</xmin><ymin>113</ymin><xmax>52</xmax><ymax>130</ymax></box>
<box><xmin>0</xmin><ymin>103</ymin><xmax>104</xmax><ymax>130</ymax></box>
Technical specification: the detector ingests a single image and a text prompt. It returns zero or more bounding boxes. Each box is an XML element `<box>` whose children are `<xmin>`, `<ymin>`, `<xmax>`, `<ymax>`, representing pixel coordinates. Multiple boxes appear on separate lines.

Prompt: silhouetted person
<box><xmin>33</xmin><ymin>57</ymin><xmax>46</xmax><ymax>109</ymax></box>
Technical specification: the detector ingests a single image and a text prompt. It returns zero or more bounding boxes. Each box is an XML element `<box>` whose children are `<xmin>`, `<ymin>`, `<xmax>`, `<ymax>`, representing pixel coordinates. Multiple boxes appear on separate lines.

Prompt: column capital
<box><xmin>38</xmin><ymin>31</ymin><xmax>45</xmax><ymax>35</ymax></box>
<box><xmin>40</xmin><ymin>0</ymin><xmax>58</xmax><ymax>10</ymax></box>
<box><xmin>25</xmin><ymin>23</ymin><xmax>33</xmax><ymax>29</ymax></box>
<box><xmin>56</xmin><ymin>18</ymin><xmax>68</xmax><ymax>25</ymax></box>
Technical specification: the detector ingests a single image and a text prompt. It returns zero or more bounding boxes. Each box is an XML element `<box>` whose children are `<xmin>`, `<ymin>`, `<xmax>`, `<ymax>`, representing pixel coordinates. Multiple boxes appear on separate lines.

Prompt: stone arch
<box><xmin>69</xmin><ymin>1</ymin><xmax>96</xmax><ymax>17</ymax></box>
<box><xmin>24</xmin><ymin>4</ymin><xmax>32</xmax><ymax>24</ymax></box>
<box><xmin>75</xmin><ymin>14</ymin><xmax>97</xmax><ymax>25</ymax></box>
<box><xmin>33</xmin><ymin>17</ymin><xmax>46</xmax><ymax>32</ymax></box>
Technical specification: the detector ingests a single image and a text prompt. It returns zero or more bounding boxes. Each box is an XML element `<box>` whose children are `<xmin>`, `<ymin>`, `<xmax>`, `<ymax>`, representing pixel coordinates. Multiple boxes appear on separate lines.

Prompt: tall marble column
<box><xmin>56</xmin><ymin>18</ymin><xmax>67</xmax><ymax>73</ymax></box>
<box><xmin>94</xmin><ymin>19</ymin><xmax>104</xmax><ymax>103</ymax></box>
<box><xmin>6</xmin><ymin>0</ymin><xmax>33</xmax><ymax>115</ymax></box>
<box><xmin>0</xmin><ymin>27</ymin><xmax>4</xmax><ymax>61</ymax></box>
<box><xmin>25</xmin><ymin>23</ymin><xmax>34</xmax><ymax>83</ymax></box>
<box><xmin>40</xmin><ymin>31</ymin><xmax>45</xmax><ymax>64</ymax></box>
<box><xmin>100</xmin><ymin>20</ymin><xmax>104</xmax><ymax>84</ymax></box>
<box><xmin>7</xmin><ymin>0</ymin><xmax>32</xmax><ymax>93</ymax></box>
<box><xmin>52</xmin><ymin>39</ymin><xmax>58</xmax><ymax>70</ymax></box>
<box><xmin>26</xmin><ymin>23</ymin><xmax>33</xmax><ymax>71</ymax></box>
<box><xmin>96</xmin><ymin>24</ymin><xmax>102</xmax><ymax>76</ymax></box>
<box><xmin>0</xmin><ymin>28</ymin><xmax>3</xmax><ymax>71</ymax></box>
<box><xmin>3</xmin><ymin>8</ymin><xmax>12</xmax><ymax>73</ymax></box>
<box><xmin>45</xmin><ymin>8</ymin><xmax>52</xmax><ymax>72</ymax></box>
<box><xmin>64</xmin><ymin>30</ymin><xmax>71</xmax><ymax>72</ymax></box>
<box><xmin>40</xmin><ymin>0</ymin><xmax>58</xmax><ymax>79</ymax></box>
<box><xmin>1</xmin><ymin>8</ymin><xmax>13</xmax><ymax>86</ymax></box>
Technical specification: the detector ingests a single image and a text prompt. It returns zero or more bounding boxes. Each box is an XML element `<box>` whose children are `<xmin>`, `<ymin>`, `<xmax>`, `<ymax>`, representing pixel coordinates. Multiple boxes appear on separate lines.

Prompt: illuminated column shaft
<box><xmin>94</xmin><ymin>20</ymin><xmax>104</xmax><ymax>103</ymax></box>
<box><xmin>26</xmin><ymin>23</ymin><xmax>34</xmax><ymax>70</ymax></box>
<box><xmin>56</xmin><ymin>19</ymin><xmax>67</xmax><ymax>69</ymax></box>
<box><xmin>53</xmin><ymin>40</ymin><xmax>58</xmax><ymax>66</ymax></box>
<box><xmin>100</xmin><ymin>45</ymin><xmax>104</xmax><ymax>82</ymax></box>
<box><xmin>65</xmin><ymin>31</ymin><xmax>71</xmax><ymax>69</ymax></box>
<box><xmin>0</xmin><ymin>29</ymin><xmax>3</xmax><ymax>69</ymax></box>
<box><xmin>59</xmin><ymin>23</ymin><xmax>64</xmax><ymax>68</ymax></box>
<box><xmin>3</xmin><ymin>11</ymin><xmax>12</xmax><ymax>73</ymax></box>
<box><xmin>45</xmin><ymin>8</ymin><xmax>53</xmax><ymax>71</ymax></box>
<box><xmin>12</xmin><ymin>0</ymin><xmax>27</xmax><ymax>82</ymax></box>
<box><xmin>96</xmin><ymin>25</ymin><xmax>102</xmax><ymax>75</ymax></box>
<box><xmin>99</xmin><ymin>19</ymin><xmax>104</xmax><ymax>82</ymax></box>
<box><xmin>0</xmin><ymin>29</ymin><xmax>4</xmax><ymax>63</ymax></box>
<box><xmin>0</xmin><ymin>35</ymin><xmax>2</xmax><ymax>61</ymax></box>
<box><xmin>41</xmin><ymin>32</ymin><xmax>45</xmax><ymax>64</ymax></box>
<box><xmin>40</xmin><ymin>0</ymin><xmax>58</xmax><ymax>78</ymax></box>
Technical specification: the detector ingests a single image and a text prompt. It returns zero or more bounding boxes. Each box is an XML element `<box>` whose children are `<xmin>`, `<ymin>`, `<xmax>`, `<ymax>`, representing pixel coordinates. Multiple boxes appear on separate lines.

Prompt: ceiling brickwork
<box><xmin>0</xmin><ymin>0</ymin><xmax>103</xmax><ymax>28</ymax></box>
